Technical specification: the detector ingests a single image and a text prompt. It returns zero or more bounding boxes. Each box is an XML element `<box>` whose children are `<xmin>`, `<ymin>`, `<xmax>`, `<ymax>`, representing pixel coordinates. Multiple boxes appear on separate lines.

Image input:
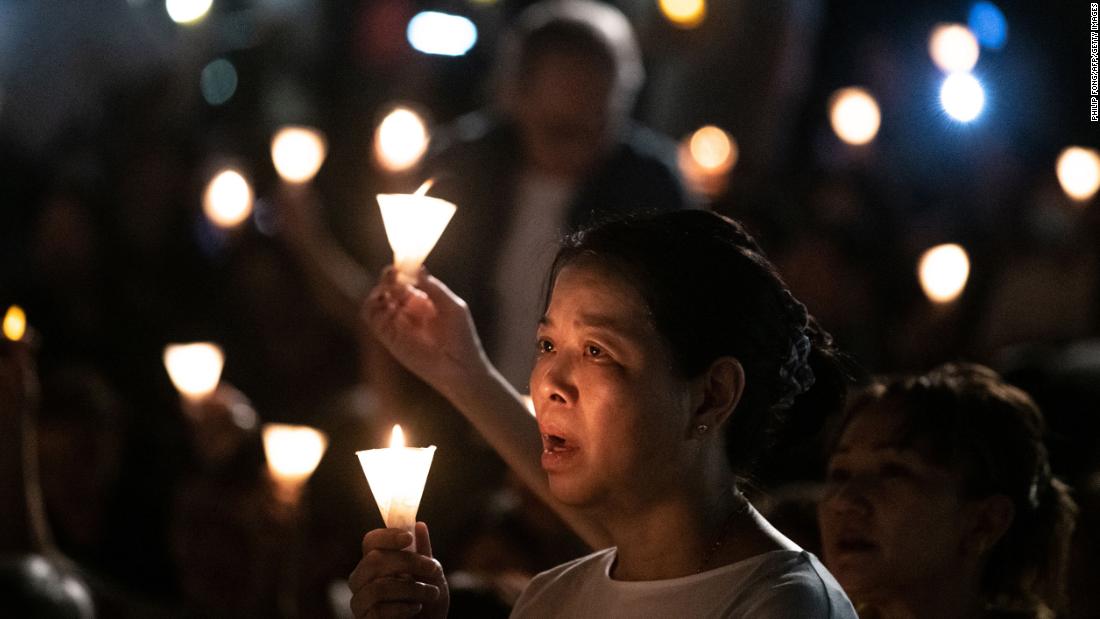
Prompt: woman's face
<box><xmin>817</xmin><ymin>404</ymin><xmax>977</xmax><ymax>603</ymax></box>
<box><xmin>530</xmin><ymin>262</ymin><xmax>698</xmax><ymax>509</ymax></box>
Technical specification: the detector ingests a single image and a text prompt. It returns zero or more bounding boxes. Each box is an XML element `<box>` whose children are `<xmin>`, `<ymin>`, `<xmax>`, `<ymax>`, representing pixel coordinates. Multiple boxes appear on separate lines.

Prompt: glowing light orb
<box><xmin>940</xmin><ymin>73</ymin><xmax>985</xmax><ymax>123</ymax></box>
<box><xmin>968</xmin><ymin>2</ymin><xmax>1007</xmax><ymax>50</ymax></box>
<box><xmin>166</xmin><ymin>0</ymin><xmax>213</xmax><ymax>25</ymax></box>
<box><xmin>3</xmin><ymin>305</ymin><xmax>26</xmax><ymax>341</ymax></box>
<box><xmin>374</xmin><ymin>107</ymin><xmax>430</xmax><ymax>172</ymax></box>
<box><xmin>407</xmin><ymin>11</ymin><xmax>478</xmax><ymax>56</ymax></box>
<box><xmin>929</xmin><ymin>23</ymin><xmax>980</xmax><ymax>73</ymax></box>
<box><xmin>203</xmin><ymin>168</ymin><xmax>254</xmax><ymax>228</ymax></box>
<box><xmin>918</xmin><ymin>244</ymin><xmax>971</xmax><ymax>304</ymax></box>
<box><xmin>262</xmin><ymin>423</ymin><xmax>329</xmax><ymax>484</ymax></box>
<box><xmin>163</xmin><ymin>343</ymin><xmax>225</xmax><ymax>400</ymax></box>
<box><xmin>201</xmin><ymin>59</ymin><xmax>238</xmax><ymax>106</ymax></box>
<box><xmin>659</xmin><ymin>0</ymin><xmax>706</xmax><ymax>29</ymax></box>
<box><xmin>1056</xmin><ymin>147</ymin><xmax>1100</xmax><ymax>203</ymax></box>
<box><xmin>688</xmin><ymin>125</ymin><xmax>737</xmax><ymax>173</ymax></box>
<box><xmin>828</xmin><ymin>87</ymin><xmax>881</xmax><ymax>145</ymax></box>
<box><xmin>271</xmin><ymin>126</ymin><xmax>328</xmax><ymax>184</ymax></box>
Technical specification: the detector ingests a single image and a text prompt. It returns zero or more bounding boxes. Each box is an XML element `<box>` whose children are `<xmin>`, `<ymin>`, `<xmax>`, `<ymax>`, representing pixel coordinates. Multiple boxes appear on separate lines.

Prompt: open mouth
<box><xmin>539</xmin><ymin>426</ymin><xmax>579</xmax><ymax>472</ymax></box>
<box><xmin>542</xmin><ymin>432</ymin><xmax>575</xmax><ymax>453</ymax></box>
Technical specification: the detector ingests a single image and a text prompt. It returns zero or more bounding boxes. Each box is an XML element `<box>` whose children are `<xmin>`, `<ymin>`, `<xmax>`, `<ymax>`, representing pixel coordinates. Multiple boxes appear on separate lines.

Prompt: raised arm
<box><xmin>363</xmin><ymin>267</ymin><xmax>611</xmax><ymax>549</ymax></box>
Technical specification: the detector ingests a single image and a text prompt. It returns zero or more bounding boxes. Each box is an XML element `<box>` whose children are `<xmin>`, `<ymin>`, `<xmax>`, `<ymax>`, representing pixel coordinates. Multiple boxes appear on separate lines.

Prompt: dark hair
<box><xmin>831</xmin><ymin>363</ymin><xmax>1077</xmax><ymax>617</ymax></box>
<box><xmin>544</xmin><ymin>209</ymin><xmax>853</xmax><ymax>476</ymax></box>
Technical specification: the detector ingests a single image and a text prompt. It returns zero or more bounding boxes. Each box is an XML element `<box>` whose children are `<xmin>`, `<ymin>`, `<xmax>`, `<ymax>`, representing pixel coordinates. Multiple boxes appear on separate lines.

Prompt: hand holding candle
<box><xmin>377</xmin><ymin>180</ymin><xmax>456</xmax><ymax>284</ymax></box>
<box><xmin>357</xmin><ymin>424</ymin><xmax>436</xmax><ymax>547</ymax></box>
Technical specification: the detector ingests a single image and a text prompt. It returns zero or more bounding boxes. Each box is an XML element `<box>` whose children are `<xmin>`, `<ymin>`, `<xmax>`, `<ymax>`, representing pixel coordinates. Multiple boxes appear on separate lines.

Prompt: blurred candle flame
<box><xmin>3</xmin><ymin>305</ymin><xmax>26</xmax><ymax>341</ymax></box>
<box><xmin>1056</xmin><ymin>146</ymin><xmax>1100</xmax><ymax>203</ymax></box>
<box><xmin>659</xmin><ymin>0</ymin><xmax>706</xmax><ymax>29</ymax></box>
<box><xmin>374</xmin><ymin>107</ymin><xmax>430</xmax><ymax>173</ymax></box>
<box><xmin>163</xmin><ymin>343</ymin><xmax>225</xmax><ymax>400</ymax></box>
<box><xmin>829</xmin><ymin>87</ymin><xmax>881</xmax><ymax>146</ymax></box>
<box><xmin>929</xmin><ymin>23</ymin><xmax>980</xmax><ymax>73</ymax></box>
<box><xmin>677</xmin><ymin>125</ymin><xmax>737</xmax><ymax>197</ymax></box>
<box><xmin>262</xmin><ymin>422</ymin><xmax>329</xmax><ymax>486</ymax></box>
<box><xmin>203</xmin><ymin>168</ymin><xmax>254</xmax><ymax>228</ymax></box>
<box><xmin>918</xmin><ymin>244</ymin><xmax>970</xmax><ymax>304</ymax></box>
<box><xmin>271</xmin><ymin>126</ymin><xmax>328</xmax><ymax>184</ymax></box>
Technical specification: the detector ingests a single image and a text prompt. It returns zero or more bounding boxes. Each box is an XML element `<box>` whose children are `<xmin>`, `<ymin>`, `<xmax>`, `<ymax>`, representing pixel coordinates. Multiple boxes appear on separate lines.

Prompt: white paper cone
<box><xmin>357</xmin><ymin>446</ymin><xmax>436</xmax><ymax>539</ymax></box>
<box><xmin>377</xmin><ymin>194</ymin><xmax>456</xmax><ymax>280</ymax></box>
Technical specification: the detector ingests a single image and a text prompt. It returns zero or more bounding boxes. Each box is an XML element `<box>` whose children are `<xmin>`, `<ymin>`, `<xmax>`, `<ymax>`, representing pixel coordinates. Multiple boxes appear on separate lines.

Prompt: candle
<box><xmin>163</xmin><ymin>342</ymin><xmax>225</xmax><ymax>402</ymax></box>
<box><xmin>377</xmin><ymin>180</ymin><xmax>456</xmax><ymax>284</ymax></box>
<box><xmin>356</xmin><ymin>425</ymin><xmax>436</xmax><ymax>545</ymax></box>
<box><xmin>262</xmin><ymin>422</ymin><xmax>329</xmax><ymax>504</ymax></box>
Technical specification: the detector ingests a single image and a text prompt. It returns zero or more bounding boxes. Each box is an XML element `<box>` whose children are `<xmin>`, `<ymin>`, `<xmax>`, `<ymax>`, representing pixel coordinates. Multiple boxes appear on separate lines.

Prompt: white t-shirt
<box><xmin>510</xmin><ymin>547</ymin><xmax>856</xmax><ymax>619</ymax></box>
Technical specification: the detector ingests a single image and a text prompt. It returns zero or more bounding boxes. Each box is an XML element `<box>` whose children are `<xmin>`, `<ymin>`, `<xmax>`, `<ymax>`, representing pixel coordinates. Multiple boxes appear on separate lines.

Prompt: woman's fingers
<box><xmin>363</xmin><ymin>528</ymin><xmax>414</xmax><ymax>553</ymax></box>
<box><xmin>349</xmin><ymin>531</ymin><xmax>444</xmax><ymax>590</ymax></box>
<box><xmin>348</xmin><ymin>528</ymin><xmax>445</xmax><ymax>619</ymax></box>
<box><xmin>414</xmin><ymin>522</ymin><xmax>434</xmax><ymax>559</ymax></box>
<box><xmin>414</xmin><ymin>268</ymin><xmax>467</xmax><ymax>314</ymax></box>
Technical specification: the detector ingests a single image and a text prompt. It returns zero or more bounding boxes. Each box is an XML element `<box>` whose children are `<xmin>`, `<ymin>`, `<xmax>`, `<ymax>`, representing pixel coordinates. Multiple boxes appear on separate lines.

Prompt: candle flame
<box><xmin>414</xmin><ymin>178</ymin><xmax>435</xmax><ymax>197</ymax></box>
<box><xmin>3</xmin><ymin>305</ymin><xmax>26</xmax><ymax>341</ymax></box>
<box><xmin>390</xmin><ymin>424</ymin><xmax>406</xmax><ymax>448</ymax></box>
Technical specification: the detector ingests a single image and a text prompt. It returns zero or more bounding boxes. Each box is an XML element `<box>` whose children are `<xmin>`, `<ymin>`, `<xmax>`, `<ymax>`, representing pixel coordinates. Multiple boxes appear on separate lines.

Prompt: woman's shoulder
<box><xmin>736</xmin><ymin>550</ymin><xmax>858</xmax><ymax>618</ymax></box>
<box><xmin>526</xmin><ymin>547</ymin><xmax>616</xmax><ymax>587</ymax></box>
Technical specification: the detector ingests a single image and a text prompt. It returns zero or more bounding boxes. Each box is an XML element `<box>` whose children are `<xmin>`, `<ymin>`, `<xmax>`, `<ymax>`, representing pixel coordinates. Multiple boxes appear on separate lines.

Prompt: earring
<box><xmin>696</xmin><ymin>424</ymin><xmax>709</xmax><ymax>435</ymax></box>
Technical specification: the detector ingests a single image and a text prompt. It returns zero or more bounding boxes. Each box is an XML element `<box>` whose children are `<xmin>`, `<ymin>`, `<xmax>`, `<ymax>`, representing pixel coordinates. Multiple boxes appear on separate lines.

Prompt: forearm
<box><xmin>446</xmin><ymin>362</ymin><xmax>612</xmax><ymax>550</ymax></box>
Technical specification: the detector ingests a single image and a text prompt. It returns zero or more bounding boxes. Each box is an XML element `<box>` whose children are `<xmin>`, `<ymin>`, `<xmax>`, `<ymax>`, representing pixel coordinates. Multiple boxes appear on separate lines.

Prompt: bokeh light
<box><xmin>203</xmin><ymin>168</ymin><xmax>254</xmax><ymax>228</ymax></box>
<box><xmin>689</xmin><ymin>125</ymin><xmax>737</xmax><ymax>173</ymax></box>
<box><xmin>374</xmin><ymin>106</ymin><xmax>430</xmax><ymax>172</ymax></box>
<box><xmin>968</xmin><ymin>2</ymin><xmax>1007</xmax><ymax>50</ymax></box>
<box><xmin>677</xmin><ymin>125</ymin><xmax>737</xmax><ymax>197</ymax></box>
<box><xmin>1056</xmin><ymin>147</ymin><xmax>1100</xmax><ymax>203</ymax></box>
<box><xmin>940</xmin><ymin>73</ymin><xmax>985</xmax><ymax>123</ymax></box>
<box><xmin>929</xmin><ymin>23</ymin><xmax>980</xmax><ymax>73</ymax></box>
<box><xmin>262</xmin><ymin>423</ymin><xmax>329</xmax><ymax>485</ymax></box>
<box><xmin>200</xmin><ymin>59</ymin><xmax>238</xmax><ymax>106</ymax></box>
<box><xmin>270</xmin><ymin>126</ymin><xmax>327</xmax><ymax>184</ymax></box>
<box><xmin>166</xmin><ymin>0</ymin><xmax>213</xmax><ymax>25</ymax></box>
<box><xmin>407</xmin><ymin>11</ymin><xmax>478</xmax><ymax>56</ymax></box>
<box><xmin>163</xmin><ymin>342</ymin><xmax>225</xmax><ymax>400</ymax></box>
<box><xmin>828</xmin><ymin>87</ymin><xmax>881</xmax><ymax>146</ymax></box>
<box><xmin>918</xmin><ymin>244</ymin><xmax>971</xmax><ymax>304</ymax></box>
<box><xmin>3</xmin><ymin>305</ymin><xmax>26</xmax><ymax>342</ymax></box>
<box><xmin>659</xmin><ymin>0</ymin><xmax>706</xmax><ymax>29</ymax></box>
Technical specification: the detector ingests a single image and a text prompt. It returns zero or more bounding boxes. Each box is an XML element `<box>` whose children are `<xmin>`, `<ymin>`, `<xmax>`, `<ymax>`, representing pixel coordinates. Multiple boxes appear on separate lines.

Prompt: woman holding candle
<box><xmin>350</xmin><ymin>210</ymin><xmax>857</xmax><ymax>617</ymax></box>
<box><xmin>817</xmin><ymin>363</ymin><xmax>1077</xmax><ymax>619</ymax></box>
